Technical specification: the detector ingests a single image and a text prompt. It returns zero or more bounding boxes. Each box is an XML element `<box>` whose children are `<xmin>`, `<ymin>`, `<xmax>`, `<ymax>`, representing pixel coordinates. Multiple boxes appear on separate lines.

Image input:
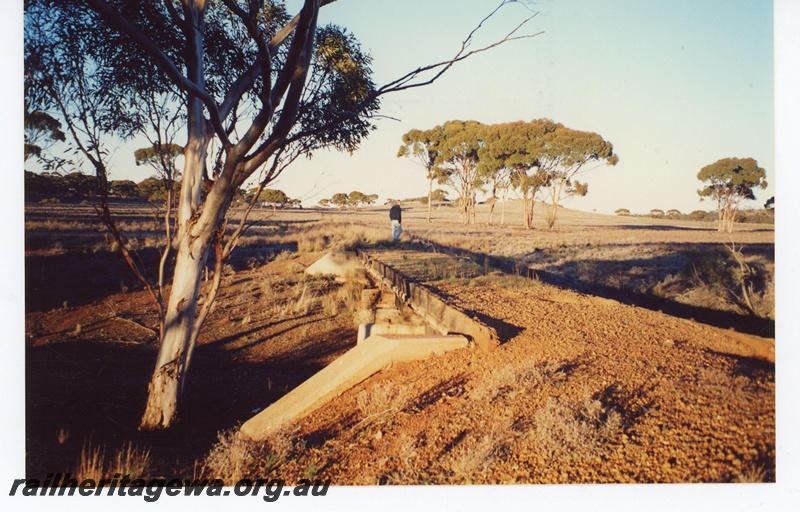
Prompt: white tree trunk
<box><xmin>427</xmin><ymin>176</ymin><xmax>433</xmax><ymax>223</ymax></box>
<box><xmin>140</xmin><ymin>235</ymin><xmax>209</xmax><ymax>429</ymax></box>
<box><xmin>141</xmin><ymin>180</ymin><xmax>232</xmax><ymax>429</ymax></box>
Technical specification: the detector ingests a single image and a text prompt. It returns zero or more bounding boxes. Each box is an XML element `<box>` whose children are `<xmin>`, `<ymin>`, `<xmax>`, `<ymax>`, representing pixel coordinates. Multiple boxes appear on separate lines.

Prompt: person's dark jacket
<box><xmin>389</xmin><ymin>204</ymin><xmax>401</xmax><ymax>223</ymax></box>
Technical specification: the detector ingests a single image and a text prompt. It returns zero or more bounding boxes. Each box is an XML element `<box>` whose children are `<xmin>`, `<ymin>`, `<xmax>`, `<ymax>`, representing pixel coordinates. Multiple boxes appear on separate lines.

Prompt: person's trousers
<box><xmin>391</xmin><ymin>220</ymin><xmax>402</xmax><ymax>241</ymax></box>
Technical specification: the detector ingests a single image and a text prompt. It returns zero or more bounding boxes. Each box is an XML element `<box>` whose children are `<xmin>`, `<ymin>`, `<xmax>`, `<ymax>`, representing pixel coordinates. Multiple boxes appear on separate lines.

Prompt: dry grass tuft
<box><xmin>470</xmin><ymin>361</ymin><xmax>567</xmax><ymax>401</ymax></box>
<box><xmin>532</xmin><ymin>394</ymin><xmax>622</xmax><ymax>462</ymax></box>
<box><xmin>381</xmin><ymin>433</ymin><xmax>423</xmax><ymax>485</ymax></box>
<box><xmin>292</xmin><ymin>281</ymin><xmax>320</xmax><ymax>315</ymax></box>
<box><xmin>449</xmin><ymin>436</ymin><xmax>496</xmax><ymax>483</ymax></box>
<box><xmin>356</xmin><ymin>381</ymin><xmax>412</xmax><ymax>427</ymax></box>
<box><xmin>733</xmin><ymin>464</ymin><xmax>767</xmax><ymax>483</ymax></box>
<box><xmin>444</xmin><ymin>415</ymin><xmax>514</xmax><ymax>484</ymax></box>
<box><xmin>203</xmin><ymin>429</ymin><xmax>266</xmax><ymax>485</ymax></box>
<box><xmin>202</xmin><ymin>427</ymin><xmax>302</xmax><ymax>485</ymax></box>
<box><xmin>76</xmin><ymin>440</ymin><xmax>151</xmax><ymax>482</ymax></box>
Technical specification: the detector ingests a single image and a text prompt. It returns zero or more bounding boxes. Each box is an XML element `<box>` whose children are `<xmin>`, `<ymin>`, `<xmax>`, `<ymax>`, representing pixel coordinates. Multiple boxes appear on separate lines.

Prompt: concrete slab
<box><xmin>239</xmin><ymin>334</ymin><xmax>469</xmax><ymax>441</ymax></box>
<box><xmin>374</xmin><ymin>308</ymin><xmax>401</xmax><ymax>323</ymax></box>
<box><xmin>304</xmin><ymin>251</ymin><xmax>364</xmax><ymax>281</ymax></box>
<box><xmin>357</xmin><ymin>322</ymin><xmax>428</xmax><ymax>343</ymax></box>
<box><xmin>357</xmin><ymin>249</ymin><xmax>500</xmax><ymax>353</ymax></box>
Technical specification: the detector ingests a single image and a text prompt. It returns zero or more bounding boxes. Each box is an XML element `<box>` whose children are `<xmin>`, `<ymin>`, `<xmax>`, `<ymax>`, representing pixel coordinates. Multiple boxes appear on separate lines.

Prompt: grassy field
<box><xmin>23</xmin><ymin>199</ymin><xmax>775</xmax><ymax>484</ymax></box>
<box><xmin>26</xmin><ymin>198</ymin><xmax>774</xmax><ymax>323</ymax></box>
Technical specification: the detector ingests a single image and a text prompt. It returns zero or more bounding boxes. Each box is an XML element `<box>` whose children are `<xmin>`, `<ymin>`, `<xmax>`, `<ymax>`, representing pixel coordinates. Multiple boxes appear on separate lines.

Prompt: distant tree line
<box><xmin>614</xmin><ymin>206</ymin><xmax>773</xmax><ymax>225</ymax></box>
<box><xmin>318</xmin><ymin>191</ymin><xmax>378</xmax><ymax>211</ymax></box>
<box><xmin>25</xmin><ymin>171</ymin><xmax>309</xmax><ymax>210</ymax></box>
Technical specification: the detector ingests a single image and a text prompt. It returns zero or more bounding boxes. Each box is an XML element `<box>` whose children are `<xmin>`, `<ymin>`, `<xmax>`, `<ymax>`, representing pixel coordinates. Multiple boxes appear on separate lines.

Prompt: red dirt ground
<box><xmin>23</xmin><ymin>204</ymin><xmax>775</xmax><ymax>485</ymax></box>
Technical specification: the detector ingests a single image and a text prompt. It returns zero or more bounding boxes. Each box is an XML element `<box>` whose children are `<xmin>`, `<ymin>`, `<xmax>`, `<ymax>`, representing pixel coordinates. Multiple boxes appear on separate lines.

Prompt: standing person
<box><xmin>389</xmin><ymin>200</ymin><xmax>402</xmax><ymax>241</ymax></box>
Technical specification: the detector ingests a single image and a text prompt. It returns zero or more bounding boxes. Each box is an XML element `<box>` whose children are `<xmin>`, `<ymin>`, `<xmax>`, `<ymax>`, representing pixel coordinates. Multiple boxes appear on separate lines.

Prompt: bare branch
<box><xmin>379</xmin><ymin>11</ymin><xmax>542</xmax><ymax>94</ymax></box>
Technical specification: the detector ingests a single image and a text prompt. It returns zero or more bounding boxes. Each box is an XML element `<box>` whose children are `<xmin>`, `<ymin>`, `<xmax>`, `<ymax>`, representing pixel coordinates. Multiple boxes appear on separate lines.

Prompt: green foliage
<box><xmin>109</xmin><ymin>180</ymin><xmax>142</xmax><ymax>199</ymax></box>
<box><xmin>681</xmin><ymin>250</ymin><xmax>738</xmax><ymax>290</ymax></box>
<box><xmin>697</xmin><ymin>157</ymin><xmax>767</xmax><ymax>232</ymax></box>
<box><xmin>431</xmin><ymin>189</ymin><xmax>449</xmax><ymax>202</ymax></box>
<box><xmin>331</xmin><ymin>193</ymin><xmax>349</xmax><ymax>209</ymax></box>
<box><xmin>614</xmin><ymin>208</ymin><xmax>630</xmax><ymax>216</ymax></box>
<box><xmin>299</xmin><ymin>24</ymin><xmax>381</xmax><ymax>155</ymax></box>
<box><xmin>650</xmin><ymin>209</ymin><xmax>665</xmax><ymax>218</ymax></box>
<box><xmin>24</xmin><ymin>170</ymin><xmax>100</xmax><ymax>202</ymax></box>
<box><xmin>347</xmin><ymin>191</ymin><xmax>368</xmax><ymax>208</ymax></box>
<box><xmin>677</xmin><ymin>246</ymin><xmax>771</xmax><ymax>317</ymax></box>
<box><xmin>258</xmin><ymin>189</ymin><xmax>290</xmax><ymax>210</ymax></box>
<box><xmin>24</xmin><ymin>109</ymin><xmax>66</xmax><ymax>162</ymax></box>
<box><xmin>435</xmin><ymin>120</ymin><xmax>486</xmax><ymax>224</ymax></box>
<box><xmin>398</xmin><ymin>127</ymin><xmax>450</xmax><ymax>183</ymax></box>
<box><xmin>697</xmin><ymin>158</ymin><xmax>767</xmax><ymax>200</ymax></box>
<box><xmin>134</xmin><ymin>144</ymin><xmax>183</xmax><ymax>172</ymax></box>
<box><xmin>25</xmin><ymin>171</ymin><xmax>69</xmax><ymax>201</ymax></box>
<box><xmin>688</xmin><ymin>210</ymin><xmax>715</xmax><ymax>221</ymax></box>
<box><xmin>137</xmin><ymin>177</ymin><xmax>175</xmax><ymax>202</ymax></box>
<box><xmin>409</xmin><ymin>118</ymin><xmax>617</xmax><ymax>228</ymax></box>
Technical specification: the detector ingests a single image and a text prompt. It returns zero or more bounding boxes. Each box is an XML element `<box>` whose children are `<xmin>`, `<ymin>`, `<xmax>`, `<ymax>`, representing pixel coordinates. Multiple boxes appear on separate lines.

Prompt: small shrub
<box><xmin>356</xmin><ymin>380</ymin><xmax>411</xmax><ymax>426</ymax></box>
<box><xmin>273</xmin><ymin>250</ymin><xmax>295</xmax><ymax>262</ymax></box>
<box><xmin>734</xmin><ymin>464</ymin><xmax>767</xmax><ymax>483</ymax></box>
<box><xmin>202</xmin><ymin>427</ymin><xmax>300</xmax><ymax>485</ymax></box>
<box><xmin>292</xmin><ymin>282</ymin><xmax>319</xmax><ymax>315</ymax></box>
<box><xmin>449</xmin><ymin>436</ymin><xmax>496</xmax><ymax>483</ymax></box>
<box><xmin>203</xmin><ymin>429</ymin><xmax>268</xmax><ymax>485</ymax></box>
<box><xmin>532</xmin><ymin>395</ymin><xmax>622</xmax><ymax>462</ymax></box>
<box><xmin>680</xmin><ymin>250</ymin><xmax>738</xmax><ymax>294</ymax></box>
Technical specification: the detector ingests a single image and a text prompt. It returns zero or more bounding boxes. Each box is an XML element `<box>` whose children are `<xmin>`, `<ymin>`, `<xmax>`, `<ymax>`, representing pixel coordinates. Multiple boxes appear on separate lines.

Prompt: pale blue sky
<box><xmin>17</xmin><ymin>0</ymin><xmax>776</xmax><ymax>215</ymax></box>
<box><xmin>274</xmin><ymin>0</ymin><xmax>775</xmax><ymax>214</ymax></box>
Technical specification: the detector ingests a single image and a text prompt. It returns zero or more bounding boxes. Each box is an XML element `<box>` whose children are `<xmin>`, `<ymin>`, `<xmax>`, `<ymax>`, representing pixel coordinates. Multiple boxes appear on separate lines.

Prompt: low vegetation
<box><xmin>24</xmin><ymin>201</ymin><xmax>774</xmax><ymax>484</ymax></box>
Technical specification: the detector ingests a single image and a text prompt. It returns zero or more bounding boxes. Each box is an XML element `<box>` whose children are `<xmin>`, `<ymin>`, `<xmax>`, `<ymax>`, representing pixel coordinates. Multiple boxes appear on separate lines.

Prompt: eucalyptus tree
<box><xmin>478</xmin><ymin>120</ymin><xmax>552</xmax><ymax>229</ymax></box>
<box><xmin>475</xmin><ymin>122</ymin><xmax>510</xmax><ymax>225</ymax></box>
<box><xmin>135</xmin><ymin>143</ymin><xmax>185</xmax><ymax>282</ymax></box>
<box><xmin>23</xmin><ymin>110</ymin><xmax>66</xmax><ymax>163</ymax></box>
<box><xmin>331</xmin><ymin>192</ymin><xmax>349</xmax><ymax>209</ymax></box>
<box><xmin>537</xmin><ymin>123</ymin><xmax>618</xmax><ymax>229</ymax></box>
<box><xmin>258</xmin><ymin>188</ymin><xmax>291</xmax><ymax>211</ymax></box>
<box><xmin>346</xmin><ymin>190</ymin><xmax>368</xmax><ymax>210</ymax></box>
<box><xmin>435</xmin><ymin>120</ymin><xmax>487</xmax><ymax>224</ymax></box>
<box><xmin>697</xmin><ymin>157</ymin><xmax>767</xmax><ymax>233</ymax></box>
<box><xmin>346</xmin><ymin>191</ymin><xmax>378</xmax><ymax>210</ymax></box>
<box><xmin>397</xmin><ymin>126</ymin><xmax>448</xmax><ymax>222</ymax></box>
<box><xmin>27</xmin><ymin>0</ymin><xmax>540</xmax><ymax>430</ymax></box>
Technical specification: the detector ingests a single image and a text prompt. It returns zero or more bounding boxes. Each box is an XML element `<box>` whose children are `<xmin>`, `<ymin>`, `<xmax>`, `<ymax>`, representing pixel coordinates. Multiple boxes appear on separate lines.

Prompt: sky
<box><xmin>18</xmin><ymin>0</ymin><xmax>775</xmax><ymax>215</ymax></box>
<box><xmin>264</xmin><ymin>0</ymin><xmax>775</xmax><ymax>215</ymax></box>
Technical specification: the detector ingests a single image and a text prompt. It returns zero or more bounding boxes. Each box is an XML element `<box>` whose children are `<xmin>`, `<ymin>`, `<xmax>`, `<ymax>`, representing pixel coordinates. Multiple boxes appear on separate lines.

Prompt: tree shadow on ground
<box><xmin>25</xmin><ymin>314</ymin><xmax>357</xmax><ymax>480</ymax></box>
<box><xmin>392</xmin><ymin>239</ymin><xmax>774</xmax><ymax>338</ymax></box>
<box><xmin>704</xmin><ymin>350</ymin><xmax>774</xmax><ymax>382</ymax></box>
